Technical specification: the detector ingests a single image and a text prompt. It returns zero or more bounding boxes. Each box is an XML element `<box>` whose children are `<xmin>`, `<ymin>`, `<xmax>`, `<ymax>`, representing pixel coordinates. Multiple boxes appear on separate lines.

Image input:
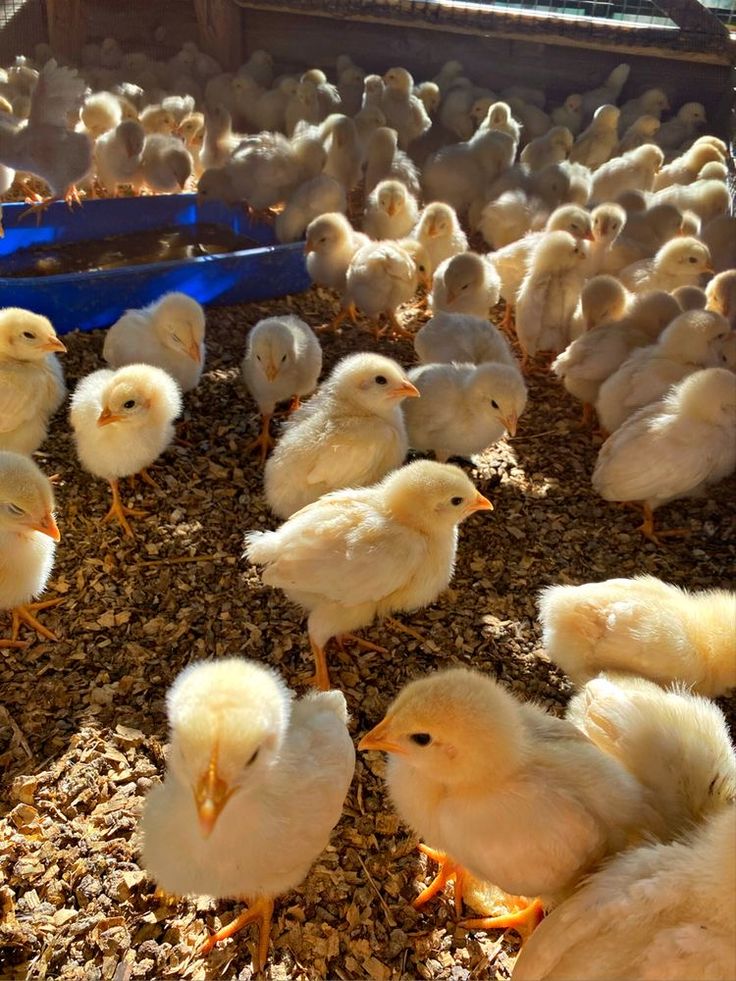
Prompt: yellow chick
<box><xmin>404</xmin><ymin>361</ymin><xmax>528</xmax><ymax>460</ymax></box>
<box><xmin>655</xmin><ymin>101</ymin><xmax>707</xmax><ymax>150</ymax></box>
<box><xmin>550</xmin><ymin>94</ymin><xmax>583</xmax><ymax>137</ymax></box>
<box><xmin>413</xmin><ymin>202</ymin><xmax>468</xmax><ymax>274</ymax></box>
<box><xmin>95</xmin><ymin>120</ymin><xmax>145</xmax><ymax>195</ymax></box>
<box><xmin>339</xmin><ymin>239</ymin><xmax>422</xmax><ymax>338</ymax></box>
<box><xmin>672</xmin><ymin>284</ymin><xmax>707</xmax><ymax>311</ymax></box>
<box><xmin>618</xmin><ymin>87</ymin><xmax>670</xmax><ymax>132</ymax></box>
<box><xmin>0</xmin><ymin>309</ymin><xmax>66</xmax><ymax>456</ymax></box>
<box><xmin>513</xmin><ymin>806</ymin><xmax>736</xmax><ymax>981</ymax></box>
<box><xmin>519</xmin><ymin>126</ymin><xmax>574</xmax><ymax>172</ymax></box>
<box><xmin>431</xmin><ymin>252</ymin><xmax>501</xmax><ymax>319</ymax></box>
<box><xmin>246</xmin><ymin>461</ymin><xmax>492</xmax><ymax>689</ymax></box>
<box><xmin>476</xmin><ymin>101</ymin><xmax>522</xmax><ymax>145</ymax></box>
<box><xmin>585</xmin><ymin>203</ymin><xmax>627</xmax><ymax>276</ymax></box>
<box><xmin>263</xmin><ymin>352</ymin><xmax>417</xmax><ymax>519</ymax></box>
<box><xmin>596</xmin><ymin>309</ymin><xmax>730</xmax><ymax>434</ymax></box>
<box><xmin>579</xmin><ymin>275</ymin><xmax>630</xmax><ymax>332</ymax></box>
<box><xmin>70</xmin><ymin>365</ymin><xmax>183</xmax><ymax>537</ymax></box>
<box><xmin>0</xmin><ymin>451</ymin><xmax>61</xmax><ymax>647</ymax></box>
<box><xmin>414</xmin><ymin>312</ymin><xmax>517</xmax><ymax>367</ymax></box>
<box><xmin>103</xmin><ymin>292</ymin><xmax>205</xmax><ymax>393</ymax></box>
<box><xmin>363</xmin><ymin>126</ymin><xmax>421</xmax><ymax>200</ymax></box>
<box><xmin>140</xmin><ymin>133</ymin><xmax>192</xmax><ymax>193</ymax></box>
<box><xmin>602</xmin><ymin>202</ymin><xmax>683</xmax><ymax>274</ymax></box>
<box><xmin>652</xmin><ymin>178</ymin><xmax>730</xmax><ymax>225</ymax></box>
<box><xmin>617</xmin><ymin>114</ymin><xmax>661</xmax><ymax>153</ymax></box>
<box><xmin>81</xmin><ymin>90</ymin><xmax>122</xmax><ymax>139</ymax></box>
<box><xmin>359</xmin><ymin>666</ymin><xmax>657</xmax><ymax>935</ymax></box>
<box><xmin>274</xmin><ymin>175</ymin><xmax>346</xmax><ymax>245</ymax></box>
<box><xmin>592</xmin><ymin>367</ymin><xmax>736</xmax><ymax>541</ymax></box>
<box><xmin>380</xmin><ymin>66</ymin><xmax>431</xmax><ymax>149</ymax></box>
<box><xmin>140</xmin><ymin>658</ymin><xmax>355</xmax><ymax>972</ymax></box>
<box><xmin>241</xmin><ymin>315</ymin><xmax>322</xmax><ymax>463</ymax></box>
<box><xmin>516</xmin><ymin>231</ymin><xmax>589</xmax><ymax>363</ymax></box>
<box><xmin>304</xmin><ymin>212</ymin><xmax>369</xmax><ymax>294</ymax></box>
<box><xmin>539</xmin><ymin>576</ymin><xmax>736</xmax><ymax>697</ymax></box>
<box><xmin>589</xmin><ymin>144</ymin><xmax>663</xmax><ymax>205</ymax></box>
<box><xmin>569</xmin><ymin>105</ymin><xmax>621</xmax><ymax>170</ymax></box>
<box><xmin>580</xmin><ymin>64</ymin><xmax>630</xmax><ymax>120</ymax></box>
<box><xmin>653</xmin><ymin>141</ymin><xmax>725</xmax><ymax>192</ymax></box>
<box><xmin>706</xmin><ymin>269</ymin><xmax>736</xmax><ymax>329</ymax></box>
<box><xmin>140</xmin><ymin>105</ymin><xmax>177</xmax><ymax>136</ymax></box>
<box><xmin>619</xmin><ymin>236</ymin><xmax>713</xmax><ymax>293</ymax></box>
<box><xmin>363</xmin><ymin>179</ymin><xmax>419</xmax><ymax>240</ymax></box>
<box><xmin>422</xmin><ymin>129</ymin><xmax>516</xmax><ymax>216</ymax></box>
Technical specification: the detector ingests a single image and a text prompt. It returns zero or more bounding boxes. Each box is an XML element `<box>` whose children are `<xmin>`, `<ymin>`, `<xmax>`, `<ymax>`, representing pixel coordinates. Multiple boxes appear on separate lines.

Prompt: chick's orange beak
<box><xmin>358</xmin><ymin>717</ymin><xmax>407</xmax><ymax>755</ymax></box>
<box><xmin>466</xmin><ymin>493</ymin><xmax>493</xmax><ymax>515</ymax></box>
<box><xmin>27</xmin><ymin>511</ymin><xmax>60</xmax><ymax>542</ymax></box>
<box><xmin>387</xmin><ymin>203</ymin><xmax>397</xmax><ymax>217</ymax></box>
<box><xmin>583</xmin><ymin>231</ymin><xmax>595</xmax><ymax>242</ymax></box>
<box><xmin>391</xmin><ymin>380</ymin><xmax>420</xmax><ymax>399</ymax></box>
<box><xmin>265</xmin><ymin>361</ymin><xmax>279</xmax><ymax>382</ymax></box>
<box><xmin>42</xmin><ymin>337</ymin><xmax>67</xmax><ymax>353</ymax></box>
<box><xmin>502</xmin><ymin>412</ymin><xmax>518</xmax><ymax>437</ymax></box>
<box><xmin>446</xmin><ymin>289</ymin><xmax>458</xmax><ymax>304</ymax></box>
<box><xmin>97</xmin><ymin>407</ymin><xmax>123</xmax><ymax>427</ymax></box>
<box><xmin>187</xmin><ymin>339</ymin><xmax>202</xmax><ymax>364</ymax></box>
<box><xmin>304</xmin><ymin>240</ymin><xmax>315</xmax><ymax>254</ymax></box>
<box><xmin>704</xmin><ymin>264</ymin><xmax>715</xmax><ymax>274</ymax></box>
<box><xmin>194</xmin><ymin>746</ymin><xmax>234</xmax><ymax>838</ymax></box>
<box><xmin>426</xmin><ymin>222</ymin><xmax>439</xmax><ymax>238</ymax></box>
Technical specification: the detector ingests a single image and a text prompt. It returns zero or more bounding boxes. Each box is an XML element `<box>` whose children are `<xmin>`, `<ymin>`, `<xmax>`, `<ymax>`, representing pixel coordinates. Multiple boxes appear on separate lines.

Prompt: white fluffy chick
<box><xmin>593</xmin><ymin>367</ymin><xmax>736</xmax><ymax>541</ymax></box>
<box><xmin>81</xmin><ymin>91</ymin><xmax>122</xmax><ymax>138</ymax></box>
<box><xmin>516</xmin><ymin>231</ymin><xmax>589</xmax><ymax>362</ymax></box>
<box><xmin>422</xmin><ymin>129</ymin><xmax>516</xmax><ymax>216</ymax></box>
<box><xmin>414</xmin><ymin>312</ymin><xmax>516</xmax><ymax>367</ymax></box>
<box><xmin>602</xmin><ymin>202</ymin><xmax>683</xmax><ymax>273</ymax></box>
<box><xmin>550</xmin><ymin>94</ymin><xmax>583</xmax><ymax>137</ymax></box>
<box><xmin>569</xmin><ymin>105</ymin><xmax>620</xmax><ymax>170</ymax></box>
<box><xmin>596</xmin><ymin>309</ymin><xmax>730</xmax><ymax>434</ymax></box>
<box><xmin>363</xmin><ymin>179</ymin><xmax>419</xmax><ymax>240</ymax></box>
<box><xmin>589</xmin><ymin>144</ymin><xmax>663</xmax><ymax>204</ymax></box>
<box><xmin>619</xmin><ymin>236</ymin><xmax>713</xmax><ymax>293</ymax></box>
<box><xmin>363</xmin><ymin>126</ymin><xmax>421</xmax><ymax>199</ymax></box>
<box><xmin>706</xmin><ymin>269</ymin><xmax>736</xmax><ymax>330</ymax></box>
<box><xmin>655</xmin><ymin>101</ymin><xmax>707</xmax><ymax>150</ymax></box>
<box><xmin>617</xmin><ymin>114</ymin><xmax>661</xmax><ymax>154</ymax></box>
<box><xmin>477</xmin><ymin>189</ymin><xmax>550</xmax><ymax>251</ymax></box>
<box><xmin>0</xmin><ymin>451</ymin><xmax>60</xmax><ymax>648</ymax></box>
<box><xmin>652</xmin><ymin>179</ymin><xmax>730</xmax><ymax>225</ymax></box>
<box><xmin>514</xmin><ymin>806</ymin><xmax>736</xmax><ymax>981</ymax></box>
<box><xmin>322</xmin><ymin>115</ymin><xmax>362</xmax><ymax>192</ymax></box>
<box><xmin>0</xmin><ymin>309</ymin><xmax>66</xmax><ymax>456</ymax></box>
<box><xmin>653</xmin><ymin>141</ymin><xmax>725</xmax><ymax>192</ymax></box>
<box><xmin>431</xmin><ymin>252</ymin><xmax>501</xmax><ymax>319</ymax></box>
<box><xmin>247</xmin><ymin>461</ymin><xmax>491</xmax><ymax>689</ymax></box>
<box><xmin>404</xmin><ymin>362</ymin><xmax>527</xmax><ymax>460</ymax></box>
<box><xmin>702</xmin><ymin>215</ymin><xmax>736</xmax><ymax>273</ymax></box>
<box><xmin>305</xmin><ymin>212</ymin><xmax>368</xmax><ymax>294</ymax></box>
<box><xmin>263</xmin><ymin>353</ymin><xmax>417</xmax><ymax>519</ymax></box>
<box><xmin>241</xmin><ymin>315</ymin><xmax>322</xmax><ymax>463</ymax></box>
<box><xmin>340</xmin><ymin>239</ymin><xmax>422</xmax><ymax>337</ymax></box>
<box><xmin>552</xmin><ymin>291</ymin><xmax>680</xmax><ymax>416</ymax></box>
<box><xmin>141</xmin><ymin>133</ymin><xmax>192</xmax><ymax>192</ymax></box>
<box><xmin>413</xmin><ymin>202</ymin><xmax>468</xmax><ymax>274</ymax></box>
<box><xmin>539</xmin><ymin>576</ymin><xmax>736</xmax><ymax>697</ymax></box>
<box><xmin>275</xmin><ymin>175</ymin><xmax>346</xmax><ymax>245</ymax></box>
<box><xmin>139</xmin><ymin>105</ymin><xmax>177</xmax><ymax>136</ymax></box>
<box><xmin>672</xmin><ymin>284</ymin><xmax>707</xmax><ymax>311</ymax></box>
<box><xmin>520</xmin><ymin>126</ymin><xmax>573</xmax><ymax>171</ymax></box>
<box><xmin>584</xmin><ymin>203</ymin><xmax>626</xmax><ymax>277</ymax></box>
<box><xmin>359</xmin><ymin>665</ymin><xmax>657</xmax><ymax>936</ymax></box>
<box><xmin>381</xmin><ymin>67</ymin><xmax>431</xmax><ymax>149</ymax></box>
<box><xmin>568</xmin><ymin>274</ymin><xmax>630</xmax><ymax>343</ymax></box>
<box><xmin>103</xmin><ymin>292</ymin><xmax>205</xmax><ymax>393</ymax></box>
<box><xmin>140</xmin><ymin>658</ymin><xmax>354</xmax><ymax>972</ymax></box>
<box><xmin>618</xmin><ymin>87</ymin><xmax>670</xmax><ymax>132</ymax></box>
<box><xmin>476</xmin><ymin>101</ymin><xmax>522</xmax><ymax>145</ymax></box>
<box><xmin>580</xmin><ymin>63</ymin><xmax>630</xmax><ymax>120</ymax></box>
<box><xmin>70</xmin><ymin>365</ymin><xmax>183</xmax><ymax>538</ymax></box>
<box><xmin>95</xmin><ymin>120</ymin><xmax>145</xmax><ymax>194</ymax></box>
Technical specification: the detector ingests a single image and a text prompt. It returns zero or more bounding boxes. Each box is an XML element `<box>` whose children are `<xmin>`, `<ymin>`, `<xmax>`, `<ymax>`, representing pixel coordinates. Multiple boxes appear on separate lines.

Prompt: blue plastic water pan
<box><xmin>0</xmin><ymin>194</ymin><xmax>310</xmax><ymax>334</ymax></box>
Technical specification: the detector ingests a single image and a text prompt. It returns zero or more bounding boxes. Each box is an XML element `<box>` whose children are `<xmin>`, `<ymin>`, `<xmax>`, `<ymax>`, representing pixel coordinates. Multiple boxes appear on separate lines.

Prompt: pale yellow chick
<box><xmin>569</xmin><ymin>105</ymin><xmax>620</xmax><ymax>170</ymax></box>
<box><xmin>706</xmin><ymin>269</ymin><xmax>736</xmax><ymax>329</ymax></box>
<box><xmin>672</xmin><ymin>284</ymin><xmax>707</xmax><ymax>311</ymax></box>
<box><xmin>246</xmin><ymin>461</ymin><xmax>491</xmax><ymax>689</ymax></box>
<box><xmin>619</xmin><ymin>236</ymin><xmax>713</xmax><ymax>293</ymax></box>
<box><xmin>0</xmin><ymin>309</ymin><xmax>66</xmax><ymax>456</ymax></box>
<box><xmin>589</xmin><ymin>144</ymin><xmax>663</xmax><ymax>205</ymax></box>
<box><xmin>413</xmin><ymin>202</ymin><xmax>468</xmax><ymax>273</ymax></box>
<box><xmin>539</xmin><ymin>576</ymin><xmax>736</xmax><ymax>697</ymax></box>
<box><xmin>305</xmin><ymin>212</ymin><xmax>369</xmax><ymax>294</ymax></box>
<box><xmin>414</xmin><ymin>312</ymin><xmax>517</xmax><ymax>367</ymax></box>
<box><xmin>363</xmin><ymin>179</ymin><xmax>419</xmax><ymax>240</ymax></box>
<box><xmin>652</xmin><ymin>178</ymin><xmax>729</xmax><ymax>225</ymax></box>
<box><xmin>0</xmin><ymin>451</ymin><xmax>61</xmax><ymax>648</ymax></box>
<box><xmin>616</xmin><ymin>114</ymin><xmax>661</xmax><ymax>154</ymax></box>
<box><xmin>653</xmin><ymin>141</ymin><xmax>725</xmax><ymax>191</ymax></box>
<box><xmin>140</xmin><ymin>658</ymin><xmax>354</xmax><ymax>972</ymax></box>
<box><xmin>585</xmin><ymin>203</ymin><xmax>626</xmax><ymax>277</ymax></box>
<box><xmin>431</xmin><ymin>252</ymin><xmax>501</xmax><ymax>319</ymax></box>
<box><xmin>340</xmin><ymin>239</ymin><xmax>423</xmax><ymax>337</ymax></box>
<box><xmin>520</xmin><ymin>127</ymin><xmax>573</xmax><ymax>172</ymax></box>
<box><xmin>81</xmin><ymin>90</ymin><xmax>122</xmax><ymax>138</ymax></box>
<box><xmin>550</xmin><ymin>94</ymin><xmax>583</xmax><ymax>137</ymax></box>
<box><xmin>618</xmin><ymin>87</ymin><xmax>670</xmax><ymax>133</ymax></box>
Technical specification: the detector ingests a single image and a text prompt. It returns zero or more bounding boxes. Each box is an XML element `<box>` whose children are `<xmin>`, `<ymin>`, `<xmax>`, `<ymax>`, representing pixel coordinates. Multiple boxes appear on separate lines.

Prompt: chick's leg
<box><xmin>321</xmin><ymin>303</ymin><xmax>357</xmax><ymax>333</ymax></box>
<box><xmin>414</xmin><ymin>845</ymin><xmax>466</xmax><ymax>916</ymax></box>
<box><xmin>461</xmin><ymin>896</ymin><xmax>545</xmax><ymax>941</ymax></box>
<box><xmin>199</xmin><ymin>895</ymin><xmax>275</xmax><ymax>972</ymax></box>
<box><xmin>11</xmin><ymin>598</ymin><xmax>64</xmax><ymax>643</ymax></box>
<box><xmin>308</xmin><ymin>636</ymin><xmax>332</xmax><ymax>691</ymax></box>
<box><xmin>636</xmin><ymin>503</ymin><xmax>690</xmax><ymax>545</ymax></box>
<box><xmin>103</xmin><ymin>478</ymin><xmax>148</xmax><ymax>538</ymax></box>
<box><xmin>246</xmin><ymin>414</ymin><xmax>275</xmax><ymax>464</ymax></box>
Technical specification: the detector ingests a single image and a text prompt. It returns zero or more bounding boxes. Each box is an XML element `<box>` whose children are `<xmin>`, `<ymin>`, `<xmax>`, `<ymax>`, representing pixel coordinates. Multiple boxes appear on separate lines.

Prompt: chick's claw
<box><xmin>104</xmin><ymin>479</ymin><xmax>148</xmax><ymax>538</ymax></box>
<box><xmin>414</xmin><ymin>846</ymin><xmax>466</xmax><ymax>916</ymax></box>
<box><xmin>11</xmin><ymin>598</ymin><xmax>63</xmax><ymax>643</ymax></box>
<box><xmin>198</xmin><ymin>896</ymin><xmax>275</xmax><ymax>972</ymax></box>
<box><xmin>461</xmin><ymin>896</ymin><xmax>545</xmax><ymax>941</ymax></box>
<box><xmin>247</xmin><ymin>415</ymin><xmax>275</xmax><ymax>464</ymax></box>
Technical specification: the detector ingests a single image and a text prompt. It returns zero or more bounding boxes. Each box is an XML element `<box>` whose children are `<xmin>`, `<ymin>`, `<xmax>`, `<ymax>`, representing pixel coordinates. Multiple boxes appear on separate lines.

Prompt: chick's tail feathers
<box><xmin>243</xmin><ymin>529</ymin><xmax>277</xmax><ymax>565</ymax></box>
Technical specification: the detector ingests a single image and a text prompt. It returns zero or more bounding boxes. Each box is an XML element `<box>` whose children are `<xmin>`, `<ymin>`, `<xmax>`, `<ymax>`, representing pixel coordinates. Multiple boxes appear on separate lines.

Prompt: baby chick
<box><xmin>241</xmin><ymin>315</ymin><xmax>322</xmax><ymax>463</ymax></box>
<box><xmin>81</xmin><ymin>91</ymin><xmax>122</xmax><ymax>139</ymax></box>
<box><xmin>619</xmin><ymin>236</ymin><xmax>713</xmax><ymax>293</ymax></box>
<box><xmin>706</xmin><ymin>269</ymin><xmax>736</xmax><ymax>329</ymax></box>
<box><xmin>359</xmin><ymin>666</ymin><xmax>657</xmax><ymax>935</ymax></box>
<box><xmin>539</xmin><ymin>575</ymin><xmax>736</xmax><ymax>697</ymax></box>
<box><xmin>247</xmin><ymin>461</ymin><xmax>491</xmax><ymax>689</ymax></box>
<box><xmin>263</xmin><ymin>353</ymin><xmax>416</xmax><ymax>519</ymax></box>
<box><xmin>514</xmin><ymin>806</ymin><xmax>736</xmax><ymax>981</ymax></box>
<box><xmin>381</xmin><ymin>66</ymin><xmax>431</xmax><ymax>149</ymax></box>
<box><xmin>593</xmin><ymin>367</ymin><xmax>736</xmax><ymax>541</ymax></box>
<box><xmin>274</xmin><ymin>175</ymin><xmax>346</xmax><ymax>245</ymax></box>
<box><xmin>550</xmin><ymin>94</ymin><xmax>583</xmax><ymax>137</ymax></box>
<box><xmin>422</xmin><ymin>129</ymin><xmax>516</xmax><ymax>216</ymax></box>
<box><xmin>95</xmin><ymin>120</ymin><xmax>145</xmax><ymax>195</ymax></box>
<box><xmin>304</xmin><ymin>212</ymin><xmax>368</xmax><ymax>295</ymax></box>
<box><xmin>516</xmin><ymin>231</ymin><xmax>589</xmax><ymax>364</ymax></box>
<box><xmin>141</xmin><ymin>133</ymin><xmax>192</xmax><ymax>193</ymax></box>
<box><xmin>617</xmin><ymin>114</ymin><xmax>661</xmax><ymax>153</ymax></box>
<box><xmin>519</xmin><ymin>126</ymin><xmax>573</xmax><ymax>172</ymax></box>
<box><xmin>0</xmin><ymin>309</ymin><xmax>66</xmax><ymax>456</ymax></box>
<box><xmin>103</xmin><ymin>293</ymin><xmax>205</xmax><ymax>393</ymax></box>
<box><xmin>141</xmin><ymin>658</ymin><xmax>354</xmax><ymax>971</ymax></box>
<box><xmin>653</xmin><ymin>141</ymin><xmax>725</xmax><ymax>192</ymax></box>
<box><xmin>413</xmin><ymin>202</ymin><xmax>468</xmax><ymax>274</ymax></box>
<box><xmin>0</xmin><ymin>452</ymin><xmax>60</xmax><ymax>647</ymax></box>
<box><xmin>596</xmin><ymin>309</ymin><xmax>730</xmax><ymax>434</ymax></box>
<box><xmin>363</xmin><ymin>179</ymin><xmax>419</xmax><ymax>240</ymax></box>
<box><xmin>655</xmin><ymin>101</ymin><xmax>706</xmax><ymax>150</ymax></box>
<box><xmin>70</xmin><ymin>365</ymin><xmax>183</xmax><ymax>538</ymax></box>
<box><xmin>340</xmin><ymin>239</ymin><xmax>422</xmax><ymax>338</ymax></box>
<box><xmin>363</xmin><ymin>126</ymin><xmax>421</xmax><ymax>200</ymax></box>
<box><xmin>569</xmin><ymin>105</ymin><xmax>620</xmax><ymax>170</ymax></box>
<box><xmin>404</xmin><ymin>362</ymin><xmax>527</xmax><ymax>460</ymax></box>
<box><xmin>580</xmin><ymin>63</ymin><xmax>630</xmax><ymax>121</ymax></box>
<box><xmin>585</xmin><ymin>203</ymin><xmax>626</xmax><ymax>276</ymax></box>
<box><xmin>618</xmin><ymin>87</ymin><xmax>670</xmax><ymax>132</ymax></box>
<box><xmin>589</xmin><ymin>144</ymin><xmax>663</xmax><ymax>204</ymax></box>
<box><xmin>431</xmin><ymin>252</ymin><xmax>501</xmax><ymax>319</ymax></box>
<box><xmin>672</xmin><ymin>284</ymin><xmax>707</xmax><ymax>312</ymax></box>
<box><xmin>414</xmin><ymin>312</ymin><xmax>517</xmax><ymax>367</ymax></box>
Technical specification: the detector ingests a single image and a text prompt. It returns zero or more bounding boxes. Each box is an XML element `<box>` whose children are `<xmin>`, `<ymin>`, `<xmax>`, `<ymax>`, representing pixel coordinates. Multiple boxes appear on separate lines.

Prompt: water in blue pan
<box><xmin>0</xmin><ymin>194</ymin><xmax>310</xmax><ymax>335</ymax></box>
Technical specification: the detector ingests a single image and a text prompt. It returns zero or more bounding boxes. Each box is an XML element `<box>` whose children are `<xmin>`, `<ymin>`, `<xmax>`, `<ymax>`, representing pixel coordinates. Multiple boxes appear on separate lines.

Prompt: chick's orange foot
<box><xmin>414</xmin><ymin>845</ymin><xmax>466</xmax><ymax>915</ymax></box>
<box><xmin>461</xmin><ymin>896</ymin><xmax>545</xmax><ymax>940</ymax></box>
<box><xmin>11</xmin><ymin>598</ymin><xmax>64</xmax><ymax>643</ymax></box>
<box><xmin>198</xmin><ymin>896</ymin><xmax>275</xmax><ymax>972</ymax></box>
<box><xmin>246</xmin><ymin>415</ymin><xmax>275</xmax><ymax>464</ymax></box>
<box><xmin>633</xmin><ymin>503</ymin><xmax>691</xmax><ymax>545</ymax></box>
<box><xmin>104</xmin><ymin>479</ymin><xmax>149</xmax><ymax>538</ymax></box>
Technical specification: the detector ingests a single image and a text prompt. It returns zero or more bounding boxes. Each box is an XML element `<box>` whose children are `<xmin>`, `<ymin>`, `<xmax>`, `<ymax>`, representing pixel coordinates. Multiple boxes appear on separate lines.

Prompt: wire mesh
<box><xmin>444</xmin><ymin>0</ymin><xmax>736</xmax><ymax>28</ymax></box>
<box><xmin>0</xmin><ymin>0</ymin><xmax>44</xmax><ymax>60</ymax></box>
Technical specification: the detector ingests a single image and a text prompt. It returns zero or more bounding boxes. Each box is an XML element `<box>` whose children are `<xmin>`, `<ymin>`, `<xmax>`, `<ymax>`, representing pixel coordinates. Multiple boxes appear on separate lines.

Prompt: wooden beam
<box><xmin>45</xmin><ymin>0</ymin><xmax>86</xmax><ymax>62</ymax></box>
<box><xmin>651</xmin><ymin>0</ymin><xmax>730</xmax><ymax>36</ymax></box>
<box><xmin>193</xmin><ymin>0</ymin><xmax>243</xmax><ymax>70</ymax></box>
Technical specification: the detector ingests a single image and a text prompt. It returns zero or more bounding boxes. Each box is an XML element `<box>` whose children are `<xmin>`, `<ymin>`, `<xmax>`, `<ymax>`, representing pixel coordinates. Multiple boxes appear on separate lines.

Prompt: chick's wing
<box><xmin>0</xmin><ymin>368</ymin><xmax>43</xmax><ymax>433</ymax></box>
<box><xmin>29</xmin><ymin>60</ymin><xmax>86</xmax><ymax>128</ymax></box>
<box><xmin>305</xmin><ymin>421</ymin><xmax>402</xmax><ymax>487</ymax></box>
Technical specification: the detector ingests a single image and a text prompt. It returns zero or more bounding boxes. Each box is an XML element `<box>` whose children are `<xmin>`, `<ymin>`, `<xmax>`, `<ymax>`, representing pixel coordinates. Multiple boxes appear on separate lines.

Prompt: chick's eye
<box><xmin>491</xmin><ymin>399</ymin><xmax>499</xmax><ymax>409</ymax></box>
<box><xmin>410</xmin><ymin>732</ymin><xmax>432</xmax><ymax>746</ymax></box>
<box><xmin>6</xmin><ymin>503</ymin><xmax>25</xmax><ymax>516</ymax></box>
<box><xmin>22</xmin><ymin>331</ymin><xmax>36</xmax><ymax>340</ymax></box>
<box><xmin>688</xmin><ymin>256</ymin><xmax>698</xmax><ymax>263</ymax></box>
<box><xmin>123</xmin><ymin>399</ymin><xmax>136</xmax><ymax>409</ymax></box>
<box><xmin>451</xmin><ymin>496</ymin><xmax>463</xmax><ymax>506</ymax></box>
<box><xmin>375</xmin><ymin>375</ymin><xmax>387</xmax><ymax>385</ymax></box>
<box><xmin>281</xmin><ymin>354</ymin><xmax>287</xmax><ymax>362</ymax></box>
<box><xmin>247</xmin><ymin>748</ymin><xmax>259</xmax><ymax>766</ymax></box>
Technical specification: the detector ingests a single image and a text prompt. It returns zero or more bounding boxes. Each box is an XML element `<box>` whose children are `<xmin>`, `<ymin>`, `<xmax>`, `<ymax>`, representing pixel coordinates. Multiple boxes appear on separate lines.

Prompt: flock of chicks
<box><xmin>1</xmin><ymin>37</ymin><xmax>736</xmax><ymax>981</ymax></box>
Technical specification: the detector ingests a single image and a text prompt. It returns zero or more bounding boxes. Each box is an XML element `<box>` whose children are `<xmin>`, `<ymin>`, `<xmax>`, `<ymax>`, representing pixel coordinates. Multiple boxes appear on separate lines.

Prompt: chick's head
<box><xmin>659</xmin><ymin>309</ymin><xmax>731</xmax><ymax>363</ymax></box>
<box><xmin>532</xmin><ymin>230</ymin><xmax>589</xmax><ymax>273</ymax></box>
<box><xmin>0</xmin><ymin>451</ymin><xmax>59</xmax><ymax>541</ymax></box>
<box><xmin>658</xmin><ymin>237</ymin><xmax>712</xmax><ymax>275</ymax></box>
<box><xmin>469</xmin><ymin>363</ymin><xmax>528</xmax><ymax>436</ymax></box>
<box><xmin>305</xmin><ymin>212</ymin><xmax>352</xmax><ymax>255</ymax></box>
<box><xmin>582</xmin><ymin>275</ymin><xmax>629</xmax><ymax>329</ymax></box>
<box><xmin>631</xmin><ymin>115</ymin><xmax>660</xmax><ymax>136</ymax></box>
<box><xmin>640</xmin><ymin>88</ymin><xmax>670</xmax><ymax>114</ymax></box>
<box><xmin>97</xmin><ymin>364</ymin><xmax>182</xmax><ymax>428</ymax></box>
<box><xmin>593</xmin><ymin>104</ymin><xmax>620</xmax><ymax>129</ymax></box>
<box><xmin>330</xmin><ymin>353</ymin><xmax>419</xmax><ymax>415</ymax></box>
<box><xmin>383</xmin><ymin>66</ymin><xmax>413</xmax><ymax>94</ymax></box>
<box><xmin>359</xmin><ymin>667</ymin><xmax>523</xmax><ymax>787</ymax></box>
<box><xmin>419</xmin><ymin>202</ymin><xmax>457</xmax><ymax>240</ymax></box>
<box><xmin>397</xmin><ymin>238</ymin><xmax>431</xmax><ymax>288</ymax></box>
<box><xmin>677</xmin><ymin>102</ymin><xmax>706</xmax><ymax>125</ymax></box>
<box><xmin>0</xmin><ymin>309</ymin><xmax>66</xmax><ymax>361</ymax></box>
<box><xmin>152</xmin><ymin>292</ymin><xmax>205</xmax><ymax>363</ymax></box>
<box><xmin>376</xmin><ymin>179</ymin><xmax>409</xmax><ymax>218</ymax></box>
<box><xmin>546</xmin><ymin>204</ymin><xmax>593</xmax><ymax>241</ymax></box>
<box><xmin>248</xmin><ymin>317</ymin><xmax>299</xmax><ymax>383</ymax></box>
<box><xmin>165</xmin><ymin>658</ymin><xmax>291</xmax><ymax>837</ymax></box>
<box><xmin>591</xmin><ymin>204</ymin><xmax>626</xmax><ymax>244</ymax></box>
<box><xmin>675</xmin><ymin>367</ymin><xmax>736</xmax><ymax>426</ymax></box>
<box><xmin>381</xmin><ymin>460</ymin><xmax>492</xmax><ymax>533</ymax></box>
<box><xmin>442</xmin><ymin>252</ymin><xmax>485</xmax><ymax>304</ymax></box>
